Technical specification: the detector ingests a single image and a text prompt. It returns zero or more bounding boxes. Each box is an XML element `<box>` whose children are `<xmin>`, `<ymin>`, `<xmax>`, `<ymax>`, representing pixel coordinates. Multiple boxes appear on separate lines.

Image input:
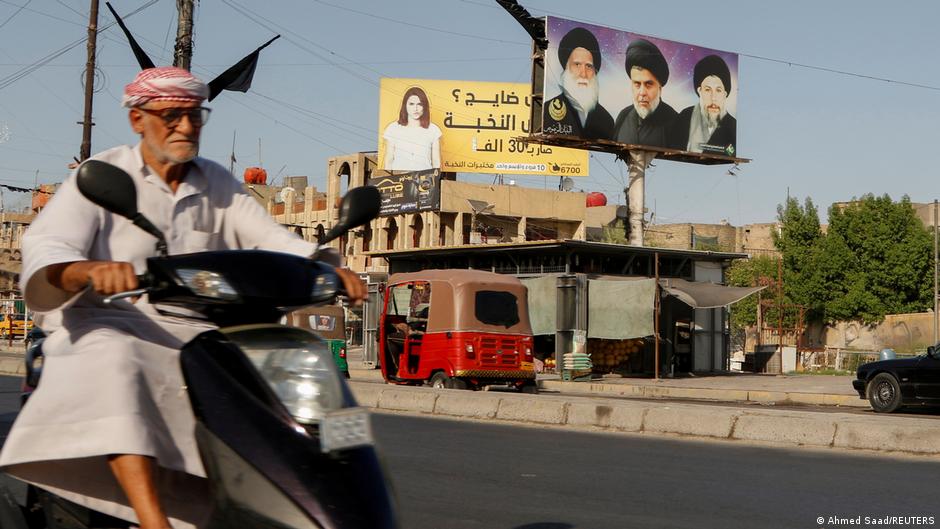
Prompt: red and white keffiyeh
<box><xmin>121</xmin><ymin>66</ymin><xmax>208</xmax><ymax>108</ymax></box>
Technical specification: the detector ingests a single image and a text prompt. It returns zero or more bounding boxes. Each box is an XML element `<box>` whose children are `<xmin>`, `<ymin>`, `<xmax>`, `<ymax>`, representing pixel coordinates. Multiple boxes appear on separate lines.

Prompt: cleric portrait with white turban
<box><xmin>543</xmin><ymin>26</ymin><xmax>614</xmax><ymax>140</ymax></box>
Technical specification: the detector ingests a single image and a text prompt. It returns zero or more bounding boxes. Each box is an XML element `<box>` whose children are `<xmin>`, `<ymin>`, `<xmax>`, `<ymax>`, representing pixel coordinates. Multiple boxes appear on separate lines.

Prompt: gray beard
<box><xmin>560</xmin><ymin>70</ymin><xmax>598</xmax><ymax>122</ymax></box>
<box><xmin>699</xmin><ymin>99</ymin><xmax>725</xmax><ymax>128</ymax></box>
<box><xmin>635</xmin><ymin>97</ymin><xmax>660</xmax><ymax>120</ymax></box>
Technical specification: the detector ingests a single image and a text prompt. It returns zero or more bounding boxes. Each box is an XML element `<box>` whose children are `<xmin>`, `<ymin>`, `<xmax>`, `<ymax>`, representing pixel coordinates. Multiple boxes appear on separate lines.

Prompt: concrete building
<box><xmin>267</xmin><ymin>152</ymin><xmax>619</xmax><ymax>273</ymax></box>
<box><xmin>643</xmin><ymin>221</ymin><xmax>780</xmax><ymax>258</ymax></box>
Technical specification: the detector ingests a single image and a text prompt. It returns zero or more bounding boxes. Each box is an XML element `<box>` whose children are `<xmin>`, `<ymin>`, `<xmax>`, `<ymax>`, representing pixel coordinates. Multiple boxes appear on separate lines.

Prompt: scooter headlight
<box><xmin>254</xmin><ymin>344</ymin><xmax>343</xmax><ymax>424</ymax></box>
<box><xmin>225</xmin><ymin>327</ymin><xmax>373</xmax><ymax>452</ymax></box>
<box><xmin>176</xmin><ymin>269</ymin><xmax>238</xmax><ymax>300</ymax></box>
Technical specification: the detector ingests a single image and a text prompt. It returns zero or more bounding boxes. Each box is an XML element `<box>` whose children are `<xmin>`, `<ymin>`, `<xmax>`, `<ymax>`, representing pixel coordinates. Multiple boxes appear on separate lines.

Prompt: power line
<box><xmin>590</xmin><ymin>153</ymin><xmax>625</xmax><ymax>187</ymax></box>
<box><xmin>310</xmin><ymin>0</ymin><xmax>529</xmax><ymax>47</ymax></box>
<box><xmin>220</xmin><ymin>0</ymin><xmax>380</xmax><ymax>88</ymax></box>
<box><xmin>0</xmin><ymin>0</ymin><xmax>78</xmax><ymax>27</ymax></box>
<box><xmin>0</xmin><ymin>0</ymin><xmax>159</xmax><ymax>91</ymax></box>
<box><xmin>0</xmin><ymin>0</ymin><xmax>31</xmax><ymax>31</ymax></box>
<box><xmin>458</xmin><ymin>0</ymin><xmax>940</xmax><ymax>93</ymax></box>
<box><xmin>735</xmin><ymin>52</ymin><xmax>940</xmax><ymax>92</ymax></box>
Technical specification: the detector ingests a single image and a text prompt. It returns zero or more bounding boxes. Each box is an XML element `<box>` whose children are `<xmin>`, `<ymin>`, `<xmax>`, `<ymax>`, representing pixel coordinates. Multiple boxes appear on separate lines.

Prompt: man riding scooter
<box><xmin>0</xmin><ymin>67</ymin><xmax>366</xmax><ymax>529</ymax></box>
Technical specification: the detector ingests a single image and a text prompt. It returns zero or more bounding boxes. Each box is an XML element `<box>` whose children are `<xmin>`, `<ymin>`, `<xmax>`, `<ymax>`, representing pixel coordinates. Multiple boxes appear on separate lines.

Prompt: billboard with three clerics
<box><xmin>378</xmin><ymin>78</ymin><xmax>589</xmax><ymax>177</ymax></box>
<box><xmin>541</xmin><ymin>16</ymin><xmax>739</xmax><ymax>159</ymax></box>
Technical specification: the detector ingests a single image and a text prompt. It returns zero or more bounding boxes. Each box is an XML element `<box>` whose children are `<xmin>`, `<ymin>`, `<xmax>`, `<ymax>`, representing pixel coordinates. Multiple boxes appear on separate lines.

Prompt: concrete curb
<box><xmin>537</xmin><ymin>379</ymin><xmax>867</xmax><ymax>408</ymax></box>
<box><xmin>0</xmin><ymin>357</ymin><xmax>24</xmax><ymax>376</ymax></box>
<box><xmin>349</xmin><ymin>381</ymin><xmax>940</xmax><ymax>456</ymax></box>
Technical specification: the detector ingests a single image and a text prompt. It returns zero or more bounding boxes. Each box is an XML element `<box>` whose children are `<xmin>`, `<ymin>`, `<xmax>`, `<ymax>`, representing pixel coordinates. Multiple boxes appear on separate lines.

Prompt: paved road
<box><xmin>2</xmin><ymin>375</ymin><xmax>938</xmax><ymax>529</ymax></box>
<box><xmin>0</xmin><ymin>375</ymin><xmax>19</xmax><ymax>447</ymax></box>
<box><xmin>372</xmin><ymin>412</ymin><xmax>940</xmax><ymax>529</ymax></box>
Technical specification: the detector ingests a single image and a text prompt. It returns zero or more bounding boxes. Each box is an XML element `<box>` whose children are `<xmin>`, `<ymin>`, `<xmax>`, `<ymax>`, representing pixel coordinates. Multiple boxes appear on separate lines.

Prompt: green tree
<box><xmin>726</xmin><ymin>255</ymin><xmax>779</xmax><ymax>329</ymax></box>
<box><xmin>772</xmin><ymin>197</ymin><xmax>826</xmax><ymax>319</ymax></box>
<box><xmin>820</xmin><ymin>195</ymin><xmax>933</xmax><ymax>323</ymax></box>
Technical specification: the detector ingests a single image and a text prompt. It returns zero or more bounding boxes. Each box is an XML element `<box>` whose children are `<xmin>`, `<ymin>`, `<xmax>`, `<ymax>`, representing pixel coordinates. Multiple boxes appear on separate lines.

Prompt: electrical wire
<box><xmin>0</xmin><ymin>0</ymin><xmax>77</xmax><ymax>27</ymax></box>
<box><xmin>0</xmin><ymin>0</ymin><xmax>30</xmax><ymax>31</ymax></box>
<box><xmin>461</xmin><ymin>0</ymin><xmax>940</xmax><ymax>92</ymax></box>
<box><xmin>310</xmin><ymin>0</ymin><xmax>529</xmax><ymax>47</ymax></box>
<box><xmin>221</xmin><ymin>0</ymin><xmax>380</xmax><ymax>88</ymax></box>
<box><xmin>0</xmin><ymin>0</ymin><xmax>159</xmax><ymax>91</ymax></box>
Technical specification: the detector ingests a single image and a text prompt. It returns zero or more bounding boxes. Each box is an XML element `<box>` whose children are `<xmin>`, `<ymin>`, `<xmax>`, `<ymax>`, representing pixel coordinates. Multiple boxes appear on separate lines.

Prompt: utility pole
<box><xmin>79</xmin><ymin>0</ymin><xmax>99</xmax><ymax>162</ymax></box>
<box><xmin>174</xmin><ymin>0</ymin><xmax>195</xmax><ymax>70</ymax></box>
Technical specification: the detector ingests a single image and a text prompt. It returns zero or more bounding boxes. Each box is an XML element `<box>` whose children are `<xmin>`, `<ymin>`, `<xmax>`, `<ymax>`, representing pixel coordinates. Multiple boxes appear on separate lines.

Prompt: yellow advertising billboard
<box><xmin>378</xmin><ymin>78</ymin><xmax>589</xmax><ymax>176</ymax></box>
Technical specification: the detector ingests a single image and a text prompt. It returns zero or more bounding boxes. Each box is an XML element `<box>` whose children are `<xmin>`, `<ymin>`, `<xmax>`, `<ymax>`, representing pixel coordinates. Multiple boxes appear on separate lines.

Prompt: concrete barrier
<box><xmin>349</xmin><ymin>382</ymin><xmax>940</xmax><ymax>456</ymax></box>
<box><xmin>435</xmin><ymin>391</ymin><xmax>500</xmax><ymax>419</ymax></box>
<box><xmin>644</xmin><ymin>406</ymin><xmax>736</xmax><ymax>439</ymax></box>
<box><xmin>833</xmin><ymin>419</ymin><xmax>940</xmax><ymax>454</ymax></box>
<box><xmin>566</xmin><ymin>400</ymin><xmax>645</xmax><ymax>432</ymax></box>
<box><xmin>732</xmin><ymin>413</ymin><xmax>837</xmax><ymax>447</ymax></box>
<box><xmin>496</xmin><ymin>394</ymin><xmax>568</xmax><ymax>425</ymax></box>
<box><xmin>376</xmin><ymin>387</ymin><xmax>438</xmax><ymax>414</ymax></box>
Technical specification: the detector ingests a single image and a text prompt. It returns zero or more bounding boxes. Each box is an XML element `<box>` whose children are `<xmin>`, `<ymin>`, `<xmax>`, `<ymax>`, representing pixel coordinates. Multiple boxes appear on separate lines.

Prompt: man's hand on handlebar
<box><xmin>334</xmin><ymin>267</ymin><xmax>366</xmax><ymax>306</ymax></box>
<box><xmin>47</xmin><ymin>260</ymin><xmax>138</xmax><ymax>295</ymax></box>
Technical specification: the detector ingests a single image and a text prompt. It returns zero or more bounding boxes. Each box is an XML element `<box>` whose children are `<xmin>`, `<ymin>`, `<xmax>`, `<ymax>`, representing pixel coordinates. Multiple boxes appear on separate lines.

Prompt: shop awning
<box><xmin>660</xmin><ymin>278</ymin><xmax>765</xmax><ymax>309</ymax></box>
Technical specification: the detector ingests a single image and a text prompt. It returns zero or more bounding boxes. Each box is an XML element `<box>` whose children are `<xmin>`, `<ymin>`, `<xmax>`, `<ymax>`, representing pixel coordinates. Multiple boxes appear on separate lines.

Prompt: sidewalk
<box><xmin>344</xmin><ymin>346</ymin><xmax>865</xmax><ymax>409</ymax></box>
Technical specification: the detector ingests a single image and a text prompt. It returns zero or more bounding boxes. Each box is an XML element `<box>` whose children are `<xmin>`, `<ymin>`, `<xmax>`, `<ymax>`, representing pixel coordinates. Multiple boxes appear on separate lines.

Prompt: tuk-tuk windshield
<box><xmin>474</xmin><ymin>291</ymin><xmax>520</xmax><ymax>328</ymax></box>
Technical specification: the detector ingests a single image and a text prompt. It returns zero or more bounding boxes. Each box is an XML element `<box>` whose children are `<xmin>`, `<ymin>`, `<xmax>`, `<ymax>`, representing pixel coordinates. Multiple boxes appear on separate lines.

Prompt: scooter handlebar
<box><xmin>101</xmin><ymin>274</ymin><xmax>151</xmax><ymax>305</ymax></box>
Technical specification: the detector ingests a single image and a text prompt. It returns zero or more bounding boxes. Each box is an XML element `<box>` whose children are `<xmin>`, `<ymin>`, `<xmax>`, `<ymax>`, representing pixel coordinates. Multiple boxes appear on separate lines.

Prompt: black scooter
<box><xmin>0</xmin><ymin>160</ymin><xmax>398</xmax><ymax>529</ymax></box>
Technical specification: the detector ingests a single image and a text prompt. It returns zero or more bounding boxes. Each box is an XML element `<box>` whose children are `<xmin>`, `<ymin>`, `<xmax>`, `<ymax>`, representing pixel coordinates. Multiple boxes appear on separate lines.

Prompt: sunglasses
<box><xmin>137</xmin><ymin>106</ymin><xmax>211</xmax><ymax>128</ymax></box>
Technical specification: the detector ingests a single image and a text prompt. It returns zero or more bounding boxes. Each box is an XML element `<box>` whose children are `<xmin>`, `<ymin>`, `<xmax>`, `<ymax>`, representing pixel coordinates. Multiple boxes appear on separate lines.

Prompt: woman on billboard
<box><xmin>382</xmin><ymin>86</ymin><xmax>442</xmax><ymax>171</ymax></box>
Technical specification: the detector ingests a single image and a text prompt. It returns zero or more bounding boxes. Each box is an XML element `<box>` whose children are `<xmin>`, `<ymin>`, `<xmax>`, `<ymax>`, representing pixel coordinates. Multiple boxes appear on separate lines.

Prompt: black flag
<box><xmin>207</xmin><ymin>35</ymin><xmax>280</xmax><ymax>101</ymax></box>
<box><xmin>105</xmin><ymin>2</ymin><xmax>155</xmax><ymax>70</ymax></box>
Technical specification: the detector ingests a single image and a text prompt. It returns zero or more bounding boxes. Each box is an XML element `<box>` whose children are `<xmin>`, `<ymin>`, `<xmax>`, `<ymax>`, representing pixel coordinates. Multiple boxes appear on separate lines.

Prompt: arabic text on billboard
<box><xmin>542</xmin><ymin>17</ymin><xmax>739</xmax><ymax>159</ymax></box>
<box><xmin>367</xmin><ymin>169</ymin><xmax>441</xmax><ymax>217</ymax></box>
<box><xmin>378</xmin><ymin>78</ymin><xmax>589</xmax><ymax>176</ymax></box>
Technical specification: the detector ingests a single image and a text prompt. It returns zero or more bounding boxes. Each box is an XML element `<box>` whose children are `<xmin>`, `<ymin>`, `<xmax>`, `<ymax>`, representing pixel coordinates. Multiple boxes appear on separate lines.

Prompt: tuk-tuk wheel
<box><xmin>428</xmin><ymin>372</ymin><xmax>467</xmax><ymax>390</ymax></box>
<box><xmin>519</xmin><ymin>381</ymin><xmax>539</xmax><ymax>394</ymax></box>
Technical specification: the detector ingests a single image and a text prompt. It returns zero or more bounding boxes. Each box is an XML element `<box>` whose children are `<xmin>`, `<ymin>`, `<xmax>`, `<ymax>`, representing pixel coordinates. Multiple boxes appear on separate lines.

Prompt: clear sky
<box><xmin>1</xmin><ymin>0</ymin><xmax>938</xmax><ymax>225</ymax></box>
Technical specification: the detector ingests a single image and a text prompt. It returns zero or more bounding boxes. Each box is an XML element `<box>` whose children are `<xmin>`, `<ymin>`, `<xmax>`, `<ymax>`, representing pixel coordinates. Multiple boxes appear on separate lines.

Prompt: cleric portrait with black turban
<box><xmin>543</xmin><ymin>26</ymin><xmax>614</xmax><ymax>140</ymax></box>
<box><xmin>612</xmin><ymin>38</ymin><xmax>678</xmax><ymax>147</ymax></box>
<box><xmin>668</xmin><ymin>54</ymin><xmax>737</xmax><ymax>156</ymax></box>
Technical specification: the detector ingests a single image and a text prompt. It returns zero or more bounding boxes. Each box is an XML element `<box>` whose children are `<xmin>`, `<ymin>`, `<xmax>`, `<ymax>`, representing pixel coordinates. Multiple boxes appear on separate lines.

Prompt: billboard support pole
<box><xmin>624</xmin><ymin>150</ymin><xmax>656</xmax><ymax>246</ymax></box>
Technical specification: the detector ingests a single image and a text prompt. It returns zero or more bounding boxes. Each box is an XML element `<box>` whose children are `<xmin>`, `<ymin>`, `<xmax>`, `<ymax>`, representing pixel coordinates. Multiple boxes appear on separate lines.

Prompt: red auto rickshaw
<box><xmin>379</xmin><ymin>270</ymin><xmax>537</xmax><ymax>392</ymax></box>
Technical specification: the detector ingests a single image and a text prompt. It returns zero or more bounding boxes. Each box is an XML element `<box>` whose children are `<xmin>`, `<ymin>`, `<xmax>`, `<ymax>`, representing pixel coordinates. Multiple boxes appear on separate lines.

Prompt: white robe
<box><xmin>0</xmin><ymin>144</ymin><xmax>317</xmax><ymax>528</ymax></box>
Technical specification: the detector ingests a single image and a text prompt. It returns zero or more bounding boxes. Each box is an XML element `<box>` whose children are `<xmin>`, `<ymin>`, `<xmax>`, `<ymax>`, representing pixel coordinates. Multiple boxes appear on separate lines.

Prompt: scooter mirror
<box><xmin>76</xmin><ymin>160</ymin><xmax>168</xmax><ymax>256</ymax></box>
<box><xmin>76</xmin><ymin>160</ymin><xmax>140</xmax><ymax>219</ymax></box>
<box><xmin>320</xmin><ymin>186</ymin><xmax>382</xmax><ymax>244</ymax></box>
